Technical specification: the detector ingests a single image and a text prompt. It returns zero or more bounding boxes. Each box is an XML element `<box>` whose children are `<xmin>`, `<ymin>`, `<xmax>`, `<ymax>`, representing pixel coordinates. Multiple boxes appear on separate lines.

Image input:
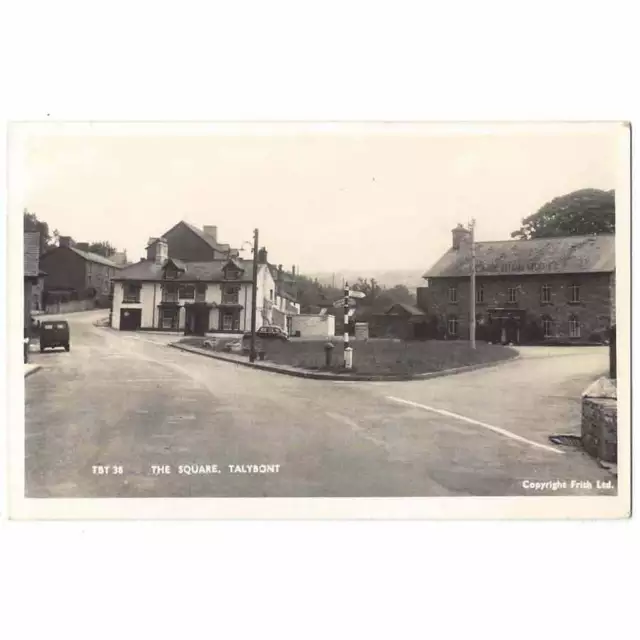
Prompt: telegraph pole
<box><xmin>469</xmin><ymin>218</ymin><xmax>477</xmax><ymax>349</ymax></box>
<box><xmin>343</xmin><ymin>283</ymin><xmax>353</xmax><ymax>369</ymax></box>
<box><xmin>249</xmin><ymin>228</ymin><xmax>259</xmax><ymax>362</ymax></box>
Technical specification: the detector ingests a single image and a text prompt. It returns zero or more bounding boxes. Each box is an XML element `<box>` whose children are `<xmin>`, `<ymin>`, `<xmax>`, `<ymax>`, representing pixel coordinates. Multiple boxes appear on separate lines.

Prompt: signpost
<box><xmin>469</xmin><ymin>218</ymin><xmax>477</xmax><ymax>350</ymax></box>
<box><xmin>332</xmin><ymin>288</ymin><xmax>365</xmax><ymax>369</ymax></box>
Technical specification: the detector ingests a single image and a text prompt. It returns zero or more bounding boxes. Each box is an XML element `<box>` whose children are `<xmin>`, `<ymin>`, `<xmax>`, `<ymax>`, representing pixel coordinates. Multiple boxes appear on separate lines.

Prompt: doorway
<box><xmin>119</xmin><ymin>308</ymin><xmax>141</xmax><ymax>331</ymax></box>
<box><xmin>185</xmin><ymin>305</ymin><xmax>209</xmax><ymax>336</ymax></box>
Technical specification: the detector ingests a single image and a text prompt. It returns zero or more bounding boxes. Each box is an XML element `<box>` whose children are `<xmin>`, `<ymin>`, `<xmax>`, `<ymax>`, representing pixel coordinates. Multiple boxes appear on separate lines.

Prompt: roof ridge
<box><xmin>474</xmin><ymin>234</ymin><xmax>613</xmax><ymax>245</ymax></box>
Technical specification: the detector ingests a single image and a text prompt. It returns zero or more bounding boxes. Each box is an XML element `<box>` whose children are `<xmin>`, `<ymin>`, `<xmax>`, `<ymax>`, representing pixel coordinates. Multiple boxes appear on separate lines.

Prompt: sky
<box><xmin>14</xmin><ymin>123</ymin><xmax>624</xmax><ymax>274</ymax></box>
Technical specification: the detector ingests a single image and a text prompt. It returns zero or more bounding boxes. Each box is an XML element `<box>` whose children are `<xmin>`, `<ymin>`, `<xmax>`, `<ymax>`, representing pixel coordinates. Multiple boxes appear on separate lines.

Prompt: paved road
<box><xmin>24</xmin><ymin>311</ymin><xmax>616</xmax><ymax>498</ymax></box>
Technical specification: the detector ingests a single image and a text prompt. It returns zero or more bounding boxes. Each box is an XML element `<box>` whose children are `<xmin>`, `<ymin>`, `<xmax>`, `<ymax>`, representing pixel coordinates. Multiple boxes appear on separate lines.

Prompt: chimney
<box><xmin>257</xmin><ymin>247</ymin><xmax>268</xmax><ymax>264</ymax></box>
<box><xmin>277</xmin><ymin>264</ymin><xmax>283</xmax><ymax>281</ymax></box>
<box><xmin>203</xmin><ymin>225</ymin><xmax>218</xmax><ymax>244</ymax></box>
<box><xmin>59</xmin><ymin>236</ymin><xmax>74</xmax><ymax>248</ymax></box>
<box><xmin>146</xmin><ymin>237</ymin><xmax>158</xmax><ymax>261</ymax></box>
<box><xmin>292</xmin><ymin>265</ymin><xmax>296</xmax><ymax>277</ymax></box>
<box><xmin>155</xmin><ymin>237</ymin><xmax>168</xmax><ymax>265</ymax></box>
<box><xmin>451</xmin><ymin>223</ymin><xmax>471</xmax><ymax>250</ymax></box>
<box><xmin>146</xmin><ymin>237</ymin><xmax>168</xmax><ymax>264</ymax></box>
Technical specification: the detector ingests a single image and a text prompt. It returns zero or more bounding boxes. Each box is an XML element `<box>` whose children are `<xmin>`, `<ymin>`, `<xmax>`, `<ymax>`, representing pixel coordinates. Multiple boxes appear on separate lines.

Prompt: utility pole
<box><xmin>249</xmin><ymin>228</ymin><xmax>259</xmax><ymax>362</ymax></box>
<box><xmin>343</xmin><ymin>283</ymin><xmax>353</xmax><ymax>369</ymax></box>
<box><xmin>469</xmin><ymin>218</ymin><xmax>477</xmax><ymax>349</ymax></box>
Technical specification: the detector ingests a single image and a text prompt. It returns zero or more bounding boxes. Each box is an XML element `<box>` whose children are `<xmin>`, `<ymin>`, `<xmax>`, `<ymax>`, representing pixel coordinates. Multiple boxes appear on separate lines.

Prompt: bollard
<box><xmin>344</xmin><ymin>346</ymin><xmax>353</xmax><ymax>370</ymax></box>
<box><xmin>324</xmin><ymin>342</ymin><xmax>335</xmax><ymax>368</ymax></box>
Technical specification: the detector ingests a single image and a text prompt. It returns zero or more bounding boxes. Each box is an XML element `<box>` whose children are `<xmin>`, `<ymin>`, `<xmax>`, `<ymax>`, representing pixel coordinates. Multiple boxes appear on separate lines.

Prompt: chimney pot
<box><xmin>451</xmin><ymin>223</ymin><xmax>471</xmax><ymax>250</ymax></box>
<box><xmin>59</xmin><ymin>236</ymin><xmax>74</xmax><ymax>248</ymax></box>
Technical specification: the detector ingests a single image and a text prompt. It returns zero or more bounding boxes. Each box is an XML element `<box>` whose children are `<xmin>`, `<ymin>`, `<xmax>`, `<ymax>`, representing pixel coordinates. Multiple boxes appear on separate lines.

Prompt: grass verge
<box><xmin>177</xmin><ymin>336</ymin><xmax>518</xmax><ymax>375</ymax></box>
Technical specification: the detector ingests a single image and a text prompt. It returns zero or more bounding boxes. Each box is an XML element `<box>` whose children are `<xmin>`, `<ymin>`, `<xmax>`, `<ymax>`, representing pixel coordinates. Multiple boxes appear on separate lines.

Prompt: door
<box><xmin>222</xmin><ymin>313</ymin><xmax>233</xmax><ymax>331</ymax></box>
<box><xmin>193</xmin><ymin>307</ymin><xmax>208</xmax><ymax>336</ymax></box>
<box><xmin>120</xmin><ymin>308</ymin><xmax>141</xmax><ymax>331</ymax></box>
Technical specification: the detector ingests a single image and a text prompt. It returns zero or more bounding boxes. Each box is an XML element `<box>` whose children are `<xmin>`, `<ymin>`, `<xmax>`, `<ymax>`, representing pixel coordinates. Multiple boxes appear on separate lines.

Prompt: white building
<box><xmin>111</xmin><ymin>238</ymin><xmax>300</xmax><ymax>334</ymax></box>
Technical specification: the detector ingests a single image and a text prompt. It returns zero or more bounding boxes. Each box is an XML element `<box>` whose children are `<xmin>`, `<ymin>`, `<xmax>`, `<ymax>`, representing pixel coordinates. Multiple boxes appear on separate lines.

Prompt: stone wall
<box><xmin>45</xmin><ymin>299</ymin><xmax>97</xmax><ymax>314</ymax></box>
<box><xmin>581</xmin><ymin>398</ymin><xmax>617</xmax><ymax>463</ymax></box>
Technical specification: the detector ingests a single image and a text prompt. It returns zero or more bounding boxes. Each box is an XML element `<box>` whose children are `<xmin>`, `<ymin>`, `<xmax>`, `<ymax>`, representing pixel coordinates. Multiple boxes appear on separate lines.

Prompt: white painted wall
<box><xmin>113</xmin><ymin>267</ymin><xmax>298</xmax><ymax>333</ymax></box>
<box><xmin>141</xmin><ymin>283</ymin><xmax>158</xmax><ymax>327</ymax></box>
<box><xmin>291</xmin><ymin>314</ymin><xmax>335</xmax><ymax>338</ymax></box>
<box><xmin>112</xmin><ymin>281</ymin><xmax>157</xmax><ymax>329</ymax></box>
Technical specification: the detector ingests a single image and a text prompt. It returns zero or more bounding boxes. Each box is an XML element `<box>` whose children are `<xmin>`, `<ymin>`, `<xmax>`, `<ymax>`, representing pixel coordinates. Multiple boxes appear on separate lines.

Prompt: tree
<box><xmin>511</xmin><ymin>188</ymin><xmax>615</xmax><ymax>239</ymax></box>
<box><xmin>86</xmin><ymin>241</ymin><xmax>117</xmax><ymax>257</ymax></box>
<box><xmin>385</xmin><ymin>284</ymin><xmax>416</xmax><ymax>307</ymax></box>
<box><xmin>23</xmin><ymin>209</ymin><xmax>54</xmax><ymax>255</ymax></box>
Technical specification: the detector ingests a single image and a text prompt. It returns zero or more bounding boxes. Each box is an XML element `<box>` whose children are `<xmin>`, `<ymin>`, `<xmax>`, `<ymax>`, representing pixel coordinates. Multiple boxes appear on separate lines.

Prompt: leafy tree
<box><xmin>86</xmin><ymin>241</ymin><xmax>117</xmax><ymax>257</ymax></box>
<box><xmin>23</xmin><ymin>209</ymin><xmax>54</xmax><ymax>255</ymax></box>
<box><xmin>511</xmin><ymin>188</ymin><xmax>615</xmax><ymax>239</ymax></box>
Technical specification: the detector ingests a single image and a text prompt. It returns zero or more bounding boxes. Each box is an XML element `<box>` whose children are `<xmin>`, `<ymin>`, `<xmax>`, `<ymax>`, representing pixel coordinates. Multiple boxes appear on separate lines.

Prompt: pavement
<box><xmin>24</xmin><ymin>310</ymin><xmax>617</xmax><ymax>498</ymax></box>
<box><xmin>24</xmin><ymin>364</ymin><xmax>42</xmax><ymax>377</ymax></box>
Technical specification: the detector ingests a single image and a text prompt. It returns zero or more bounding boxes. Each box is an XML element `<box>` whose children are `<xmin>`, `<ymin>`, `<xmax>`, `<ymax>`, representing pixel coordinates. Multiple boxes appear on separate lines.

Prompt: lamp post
<box><xmin>249</xmin><ymin>229</ymin><xmax>259</xmax><ymax>362</ymax></box>
<box><xmin>469</xmin><ymin>218</ymin><xmax>477</xmax><ymax>349</ymax></box>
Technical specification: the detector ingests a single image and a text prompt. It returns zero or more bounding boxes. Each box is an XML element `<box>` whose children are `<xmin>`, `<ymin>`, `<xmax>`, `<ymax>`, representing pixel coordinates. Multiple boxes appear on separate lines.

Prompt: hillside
<box><xmin>304</xmin><ymin>269</ymin><xmax>426</xmax><ymax>291</ymax></box>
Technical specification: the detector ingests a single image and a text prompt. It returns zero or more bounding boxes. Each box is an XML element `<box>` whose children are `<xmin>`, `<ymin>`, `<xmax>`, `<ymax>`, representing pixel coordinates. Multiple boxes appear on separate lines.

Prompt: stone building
<box><xmin>417</xmin><ymin>224</ymin><xmax>615</xmax><ymax>344</ymax></box>
<box><xmin>40</xmin><ymin>236</ymin><xmax>121</xmax><ymax>307</ymax></box>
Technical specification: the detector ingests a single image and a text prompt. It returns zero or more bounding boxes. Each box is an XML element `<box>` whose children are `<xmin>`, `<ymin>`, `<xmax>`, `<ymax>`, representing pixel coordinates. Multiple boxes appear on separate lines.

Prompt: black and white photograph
<box><xmin>8</xmin><ymin>121</ymin><xmax>631</xmax><ymax>518</ymax></box>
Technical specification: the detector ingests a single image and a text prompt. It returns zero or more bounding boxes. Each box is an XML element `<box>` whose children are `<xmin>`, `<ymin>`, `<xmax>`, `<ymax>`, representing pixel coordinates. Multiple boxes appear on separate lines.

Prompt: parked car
<box><xmin>243</xmin><ymin>326</ymin><xmax>289</xmax><ymax>342</ymax></box>
<box><xmin>40</xmin><ymin>320</ymin><xmax>70</xmax><ymax>352</ymax></box>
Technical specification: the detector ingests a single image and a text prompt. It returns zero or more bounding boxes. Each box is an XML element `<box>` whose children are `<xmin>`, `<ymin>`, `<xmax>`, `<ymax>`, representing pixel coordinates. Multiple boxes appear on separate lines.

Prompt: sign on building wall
<box><xmin>474</xmin><ymin>256</ymin><xmax>590</xmax><ymax>275</ymax></box>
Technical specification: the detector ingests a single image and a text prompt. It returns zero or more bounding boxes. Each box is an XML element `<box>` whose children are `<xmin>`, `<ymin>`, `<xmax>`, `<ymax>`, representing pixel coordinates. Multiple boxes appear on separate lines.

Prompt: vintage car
<box><xmin>39</xmin><ymin>320</ymin><xmax>70</xmax><ymax>352</ymax></box>
<box><xmin>248</xmin><ymin>326</ymin><xmax>290</xmax><ymax>341</ymax></box>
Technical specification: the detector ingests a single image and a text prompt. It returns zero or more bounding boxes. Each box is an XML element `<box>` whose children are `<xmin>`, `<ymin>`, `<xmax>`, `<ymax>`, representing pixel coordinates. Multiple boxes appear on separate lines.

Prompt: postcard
<box><xmin>6</xmin><ymin>121</ymin><xmax>631</xmax><ymax>519</ymax></box>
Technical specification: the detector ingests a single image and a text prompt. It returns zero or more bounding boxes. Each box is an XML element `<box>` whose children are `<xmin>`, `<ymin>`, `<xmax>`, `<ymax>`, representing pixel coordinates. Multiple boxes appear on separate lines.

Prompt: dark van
<box><xmin>40</xmin><ymin>320</ymin><xmax>70</xmax><ymax>352</ymax></box>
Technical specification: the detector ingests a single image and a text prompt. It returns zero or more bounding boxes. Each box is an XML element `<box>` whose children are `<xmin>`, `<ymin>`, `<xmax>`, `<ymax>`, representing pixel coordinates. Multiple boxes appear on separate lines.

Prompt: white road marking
<box><xmin>385</xmin><ymin>396</ymin><xmax>564</xmax><ymax>455</ymax></box>
<box><xmin>326</xmin><ymin>411</ymin><xmax>390</xmax><ymax>450</ymax></box>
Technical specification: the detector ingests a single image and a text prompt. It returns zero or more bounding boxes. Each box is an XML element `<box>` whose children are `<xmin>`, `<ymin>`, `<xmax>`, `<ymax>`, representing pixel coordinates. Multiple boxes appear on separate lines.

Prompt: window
<box><xmin>542</xmin><ymin>316</ymin><xmax>554</xmax><ymax>338</ymax></box>
<box><xmin>164</xmin><ymin>267</ymin><xmax>178</xmax><ymax>280</ymax></box>
<box><xmin>162</xmin><ymin>283</ymin><xmax>178</xmax><ymax>302</ymax></box>
<box><xmin>160</xmin><ymin>307</ymin><xmax>178</xmax><ymax>330</ymax></box>
<box><xmin>541</xmin><ymin>284</ymin><xmax>551</xmax><ymax>304</ymax></box>
<box><xmin>569</xmin><ymin>284</ymin><xmax>581</xmax><ymax>303</ymax></box>
<box><xmin>195</xmin><ymin>282</ymin><xmax>206</xmax><ymax>300</ymax></box>
<box><xmin>224</xmin><ymin>268</ymin><xmax>241</xmax><ymax>280</ymax></box>
<box><xmin>507</xmin><ymin>287</ymin><xmax>517</xmax><ymax>303</ymax></box>
<box><xmin>178</xmin><ymin>285</ymin><xmax>195</xmax><ymax>299</ymax></box>
<box><xmin>447</xmin><ymin>316</ymin><xmax>458</xmax><ymax>337</ymax></box>
<box><xmin>123</xmin><ymin>282</ymin><xmax>141</xmax><ymax>303</ymax></box>
<box><xmin>448</xmin><ymin>286</ymin><xmax>458</xmax><ymax>304</ymax></box>
<box><xmin>476</xmin><ymin>284</ymin><xmax>484</xmax><ymax>304</ymax></box>
<box><xmin>270</xmin><ymin>289</ymin><xmax>274</xmax><ymax>301</ymax></box>
<box><xmin>222</xmin><ymin>285</ymin><xmax>240</xmax><ymax>304</ymax></box>
<box><xmin>569</xmin><ymin>315</ymin><xmax>581</xmax><ymax>338</ymax></box>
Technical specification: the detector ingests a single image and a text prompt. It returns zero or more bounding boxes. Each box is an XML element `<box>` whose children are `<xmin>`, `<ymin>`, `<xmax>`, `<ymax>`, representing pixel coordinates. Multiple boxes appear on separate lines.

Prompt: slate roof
<box><xmin>113</xmin><ymin>258</ymin><xmax>257</xmax><ymax>282</ymax></box>
<box><xmin>24</xmin><ymin>232</ymin><xmax>40</xmax><ymax>277</ymax></box>
<box><xmin>384</xmin><ymin>303</ymin><xmax>425</xmax><ymax>316</ymax></box>
<box><xmin>276</xmin><ymin>286</ymin><xmax>297</xmax><ymax>302</ymax></box>
<box><xmin>181</xmin><ymin>221</ymin><xmax>236</xmax><ymax>255</ymax></box>
<box><xmin>423</xmin><ymin>234</ymin><xmax>615</xmax><ymax>279</ymax></box>
<box><xmin>67</xmin><ymin>247</ymin><xmax>121</xmax><ymax>268</ymax></box>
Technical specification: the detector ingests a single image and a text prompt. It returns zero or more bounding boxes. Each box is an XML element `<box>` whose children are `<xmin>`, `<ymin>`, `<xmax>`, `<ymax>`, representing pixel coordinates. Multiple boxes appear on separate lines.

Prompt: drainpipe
<box><xmin>152</xmin><ymin>282</ymin><xmax>157</xmax><ymax>328</ymax></box>
<box><xmin>244</xmin><ymin>284</ymin><xmax>248</xmax><ymax>330</ymax></box>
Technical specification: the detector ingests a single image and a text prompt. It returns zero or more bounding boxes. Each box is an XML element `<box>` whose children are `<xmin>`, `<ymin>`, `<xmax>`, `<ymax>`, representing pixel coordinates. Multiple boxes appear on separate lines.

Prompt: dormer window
<box><xmin>165</xmin><ymin>268</ymin><xmax>178</xmax><ymax>280</ymax></box>
<box><xmin>224</xmin><ymin>269</ymin><xmax>241</xmax><ymax>280</ymax></box>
